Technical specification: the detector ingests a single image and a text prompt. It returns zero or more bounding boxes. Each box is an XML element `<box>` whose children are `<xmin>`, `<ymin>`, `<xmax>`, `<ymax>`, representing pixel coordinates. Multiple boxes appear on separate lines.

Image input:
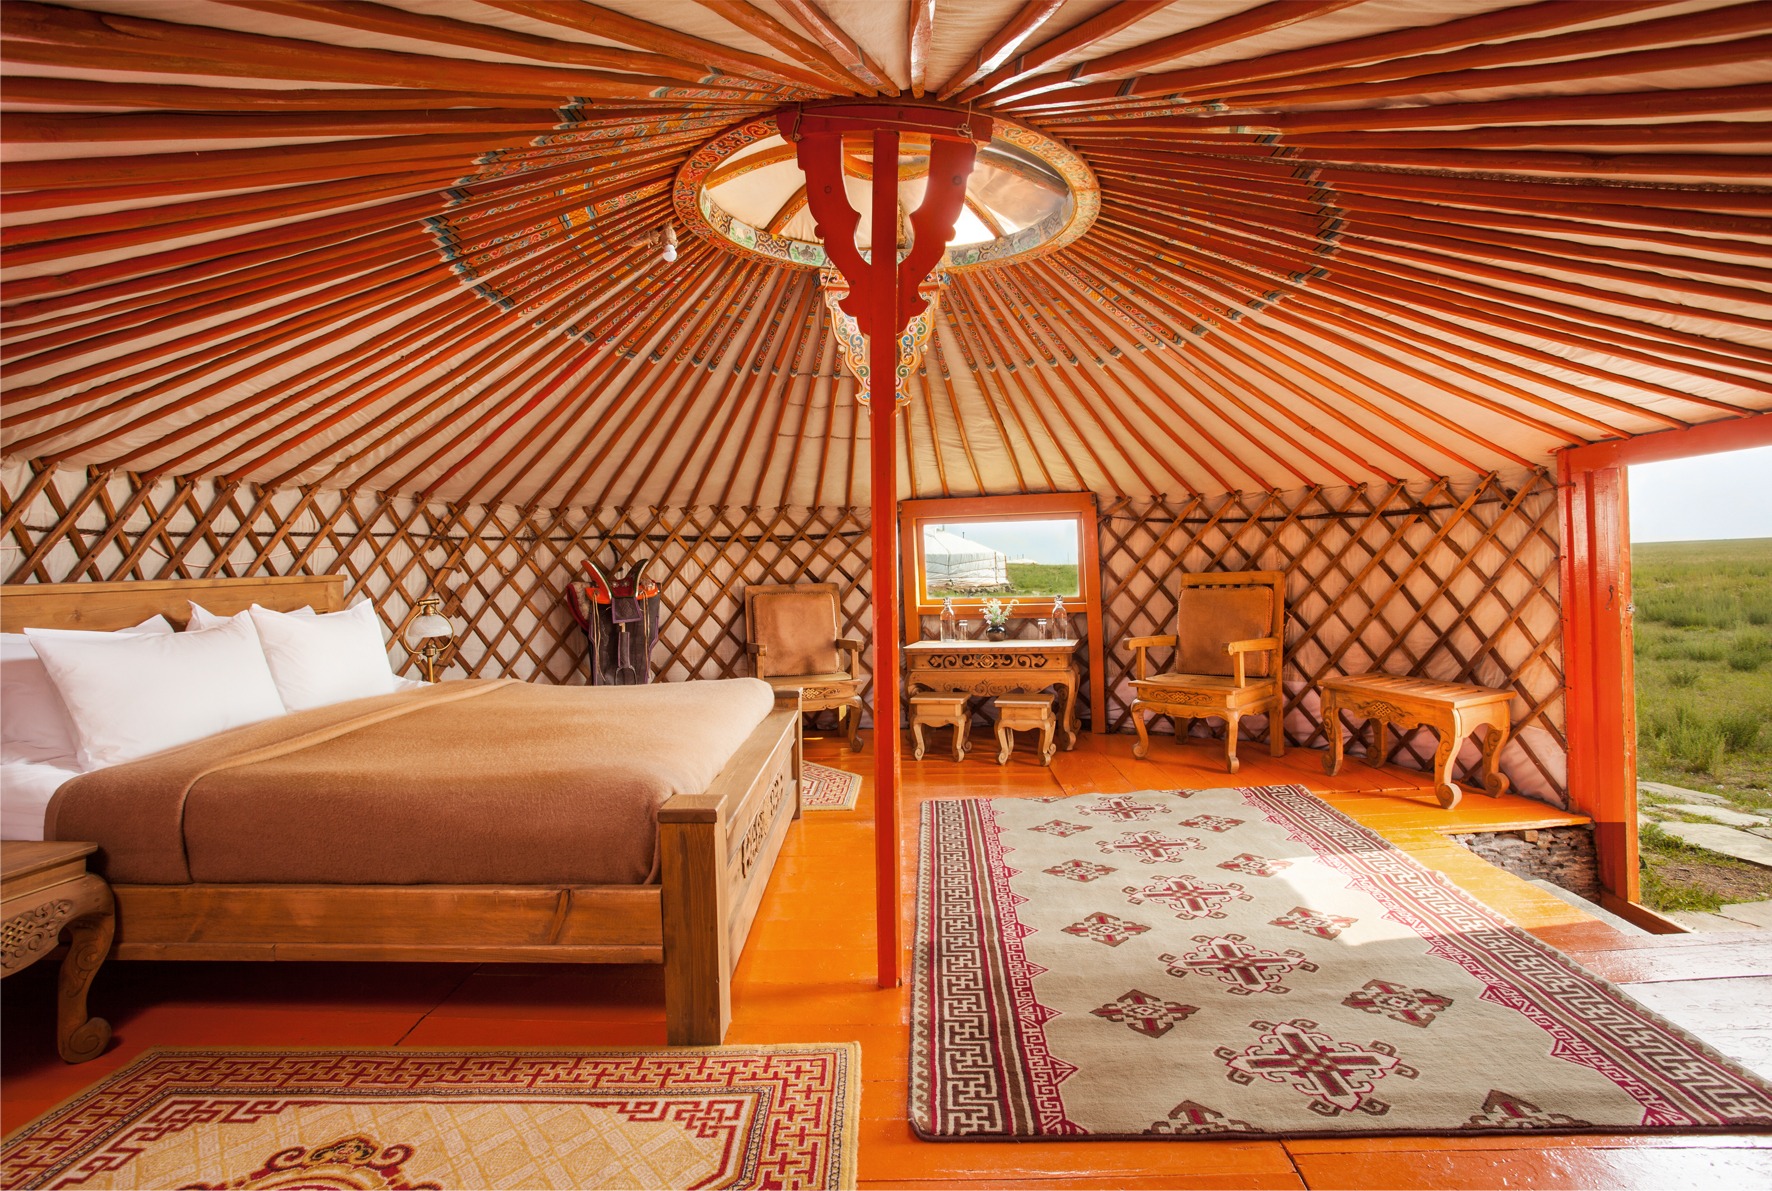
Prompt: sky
<box><xmin>1629</xmin><ymin>443</ymin><xmax>1772</xmax><ymax>543</ymax></box>
<box><xmin>928</xmin><ymin>520</ymin><xmax>1078</xmax><ymax>563</ymax></box>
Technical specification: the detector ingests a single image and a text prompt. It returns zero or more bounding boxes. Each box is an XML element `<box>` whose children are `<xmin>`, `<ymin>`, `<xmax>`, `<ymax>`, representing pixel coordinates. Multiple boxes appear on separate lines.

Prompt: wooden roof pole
<box><xmin>789</xmin><ymin>103</ymin><xmax>987</xmax><ymax>989</ymax></box>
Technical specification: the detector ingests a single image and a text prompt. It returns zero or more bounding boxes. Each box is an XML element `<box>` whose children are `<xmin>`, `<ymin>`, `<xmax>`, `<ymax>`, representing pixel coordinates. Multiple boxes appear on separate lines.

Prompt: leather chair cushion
<box><xmin>1175</xmin><ymin>586</ymin><xmax>1273</xmax><ymax>678</ymax></box>
<box><xmin>753</xmin><ymin>591</ymin><xmax>841</xmax><ymax>677</ymax></box>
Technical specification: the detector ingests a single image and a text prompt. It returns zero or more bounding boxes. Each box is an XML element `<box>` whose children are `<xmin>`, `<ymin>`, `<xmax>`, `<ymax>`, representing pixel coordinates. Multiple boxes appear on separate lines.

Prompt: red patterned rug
<box><xmin>911</xmin><ymin>786</ymin><xmax>1772</xmax><ymax>1139</ymax></box>
<box><xmin>802</xmin><ymin>761</ymin><xmax>862</xmax><ymax>811</ymax></box>
<box><xmin>3</xmin><ymin>1046</ymin><xmax>859</xmax><ymax>1189</ymax></box>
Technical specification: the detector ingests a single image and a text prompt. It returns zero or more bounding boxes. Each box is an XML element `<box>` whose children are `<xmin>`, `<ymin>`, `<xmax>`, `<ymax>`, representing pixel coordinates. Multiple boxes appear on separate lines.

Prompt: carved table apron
<box><xmin>904</xmin><ymin>639</ymin><xmax>1083</xmax><ymax>750</ymax></box>
<box><xmin>1320</xmin><ymin>672</ymin><xmax>1515</xmax><ymax>810</ymax></box>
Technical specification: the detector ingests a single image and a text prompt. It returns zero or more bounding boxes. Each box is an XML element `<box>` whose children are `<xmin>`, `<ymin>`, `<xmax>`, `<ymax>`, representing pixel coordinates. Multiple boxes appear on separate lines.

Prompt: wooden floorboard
<box><xmin>4</xmin><ymin>729</ymin><xmax>1770</xmax><ymax>1187</ymax></box>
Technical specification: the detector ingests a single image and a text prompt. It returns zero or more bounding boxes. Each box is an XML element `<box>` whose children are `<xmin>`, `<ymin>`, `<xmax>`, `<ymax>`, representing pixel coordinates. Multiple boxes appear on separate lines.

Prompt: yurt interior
<box><xmin>3</xmin><ymin>1</ymin><xmax>1771</xmax><ymax>1187</ymax></box>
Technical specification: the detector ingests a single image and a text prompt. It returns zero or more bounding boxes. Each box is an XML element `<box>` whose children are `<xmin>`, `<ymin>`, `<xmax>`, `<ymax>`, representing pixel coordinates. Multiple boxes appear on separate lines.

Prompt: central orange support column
<box><xmin>787</xmin><ymin>103</ymin><xmax>989</xmax><ymax>986</ymax></box>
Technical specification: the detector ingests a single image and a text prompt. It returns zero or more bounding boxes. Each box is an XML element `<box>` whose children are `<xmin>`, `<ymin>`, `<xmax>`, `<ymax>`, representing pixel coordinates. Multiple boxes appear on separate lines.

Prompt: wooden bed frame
<box><xmin>0</xmin><ymin>575</ymin><xmax>803</xmax><ymax>1045</ymax></box>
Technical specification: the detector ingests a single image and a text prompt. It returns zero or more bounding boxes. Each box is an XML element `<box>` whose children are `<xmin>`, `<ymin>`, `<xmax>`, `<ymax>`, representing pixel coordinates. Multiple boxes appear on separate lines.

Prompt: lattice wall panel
<box><xmin>0</xmin><ymin>461</ymin><xmax>874</xmax><ymax>697</ymax></box>
<box><xmin>1</xmin><ymin>459</ymin><xmax>1567</xmax><ymax>806</ymax></box>
<box><xmin>1099</xmin><ymin>470</ymin><xmax>1567</xmax><ymax>806</ymax></box>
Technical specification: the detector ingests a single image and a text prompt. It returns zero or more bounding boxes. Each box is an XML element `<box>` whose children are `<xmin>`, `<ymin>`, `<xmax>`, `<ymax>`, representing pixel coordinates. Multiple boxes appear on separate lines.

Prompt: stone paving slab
<box><xmin>1640</xmin><ymin>781</ymin><xmax>1729</xmax><ymax>805</ymax></box>
<box><xmin>1658</xmin><ymin>820</ymin><xmax>1772</xmax><ymax>867</ymax></box>
<box><xmin>1669</xmin><ymin>909</ymin><xmax>1757</xmax><ymax>932</ymax></box>
<box><xmin>1720</xmin><ymin>901</ymin><xmax>1772</xmax><ymax>929</ymax></box>
<box><xmin>1668</xmin><ymin>804</ymin><xmax>1772</xmax><ymax>828</ymax></box>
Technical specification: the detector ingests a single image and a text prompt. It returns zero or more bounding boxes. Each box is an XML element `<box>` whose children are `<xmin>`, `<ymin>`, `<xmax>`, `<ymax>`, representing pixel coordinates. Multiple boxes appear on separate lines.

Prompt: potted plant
<box><xmin>981</xmin><ymin>597</ymin><xmax>1017</xmax><ymax>642</ymax></box>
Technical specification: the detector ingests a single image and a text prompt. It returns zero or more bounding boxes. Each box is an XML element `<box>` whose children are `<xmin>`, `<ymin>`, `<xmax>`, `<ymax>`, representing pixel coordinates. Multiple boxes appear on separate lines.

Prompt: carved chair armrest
<box><xmin>835</xmin><ymin>637</ymin><xmax>863</xmax><ymax>680</ymax></box>
<box><xmin>1125</xmin><ymin>634</ymin><xmax>1176</xmax><ymax>681</ymax></box>
<box><xmin>1223</xmin><ymin>636</ymin><xmax>1280</xmax><ymax>687</ymax></box>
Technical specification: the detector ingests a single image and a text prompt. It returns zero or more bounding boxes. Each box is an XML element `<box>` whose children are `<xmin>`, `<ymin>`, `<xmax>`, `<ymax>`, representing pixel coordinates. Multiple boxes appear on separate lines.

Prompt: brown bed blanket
<box><xmin>47</xmin><ymin>677</ymin><xmax>776</xmax><ymax>887</ymax></box>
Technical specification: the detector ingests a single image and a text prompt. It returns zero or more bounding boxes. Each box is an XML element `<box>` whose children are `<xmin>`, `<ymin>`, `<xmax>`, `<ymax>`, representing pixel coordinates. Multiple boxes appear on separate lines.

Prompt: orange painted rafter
<box><xmin>908</xmin><ymin>0</ymin><xmax>934</xmax><ymax>97</ymax></box>
<box><xmin>0</xmin><ymin>2</ymin><xmax>766</xmax><ymax>101</ymax></box>
<box><xmin>998</xmin><ymin>0</ymin><xmax>1683</xmax><ymax>108</ymax></box>
<box><xmin>935</xmin><ymin>0</ymin><xmax>1063</xmax><ymax>99</ymax></box>
<box><xmin>774</xmin><ymin>0</ymin><xmax>896</xmax><ymax>93</ymax></box>
<box><xmin>986</xmin><ymin>0</ymin><xmax>1366</xmax><ymax>105</ymax></box>
<box><xmin>481</xmin><ymin>0</ymin><xmax>832</xmax><ymax>93</ymax></box>
<box><xmin>0</xmin><ymin>75</ymin><xmax>536</xmax><ymax>111</ymax></box>
<box><xmin>1216</xmin><ymin>3</ymin><xmax>1772</xmax><ymax>104</ymax></box>
<box><xmin>955</xmin><ymin>0</ymin><xmax>1175</xmax><ymax>102</ymax></box>
<box><xmin>221</xmin><ymin>0</ymin><xmax>712</xmax><ymax>80</ymax></box>
<box><xmin>692</xmin><ymin>1</ymin><xmax>872</xmax><ymax>94</ymax></box>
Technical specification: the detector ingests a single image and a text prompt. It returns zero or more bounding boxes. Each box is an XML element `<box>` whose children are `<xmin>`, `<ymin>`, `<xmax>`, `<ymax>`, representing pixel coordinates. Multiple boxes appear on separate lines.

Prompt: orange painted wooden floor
<box><xmin>5</xmin><ymin>730</ymin><xmax>1770</xmax><ymax>1188</ymax></box>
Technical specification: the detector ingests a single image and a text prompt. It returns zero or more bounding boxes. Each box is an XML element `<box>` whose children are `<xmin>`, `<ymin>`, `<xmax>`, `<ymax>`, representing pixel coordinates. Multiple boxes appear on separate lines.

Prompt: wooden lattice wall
<box><xmin>1100</xmin><ymin>470</ymin><xmax>1567</xmax><ymax>806</ymax></box>
<box><xmin>0</xmin><ymin>461</ymin><xmax>873</xmax><ymax>697</ymax></box>
<box><xmin>1</xmin><ymin>460</ymin><xmax>1566</xmax><ymax>806</ymax></box>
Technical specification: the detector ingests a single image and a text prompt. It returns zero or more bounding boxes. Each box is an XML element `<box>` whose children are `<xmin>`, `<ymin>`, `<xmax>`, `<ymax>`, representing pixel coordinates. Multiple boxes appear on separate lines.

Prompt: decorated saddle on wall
<box><xmin>566</xmin><ymin>554</ymin><xmax>662</xmax><ymax>685</ymax></box>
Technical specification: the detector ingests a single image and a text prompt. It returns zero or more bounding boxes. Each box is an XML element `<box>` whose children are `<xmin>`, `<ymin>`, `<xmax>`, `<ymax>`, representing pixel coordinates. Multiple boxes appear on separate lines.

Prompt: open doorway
<box><xmin>1628</xmin><ymin>445</ymin><xmax>1772</xmax><ymax>928</ymax></box>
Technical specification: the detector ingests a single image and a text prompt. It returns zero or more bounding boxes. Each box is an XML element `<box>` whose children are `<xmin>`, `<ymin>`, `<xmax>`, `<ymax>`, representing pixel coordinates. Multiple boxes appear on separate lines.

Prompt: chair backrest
<box><xmin>1174</xmin><ymin>571</ymin><xmax>1284</xmax><ymax>679</ymax></box>
<box><xmin>744</xmin><ymin>583</ymin><xmax>842</xmax><ymax>678</ymax></box>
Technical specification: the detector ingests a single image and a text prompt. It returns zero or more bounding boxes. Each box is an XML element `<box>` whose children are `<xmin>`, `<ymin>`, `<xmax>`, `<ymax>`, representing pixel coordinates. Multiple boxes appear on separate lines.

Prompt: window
<box><xmin>898</xmin><ymin>492</ymin><xmax>1098</xmax><ymax>623</ymax></box>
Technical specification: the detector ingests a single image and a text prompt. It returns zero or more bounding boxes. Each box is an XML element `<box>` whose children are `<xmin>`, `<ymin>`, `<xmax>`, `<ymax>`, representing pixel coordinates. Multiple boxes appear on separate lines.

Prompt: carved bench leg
<box><xmin>997</xmin><ymin>724</ymin><xmax>1013</xmax><ymax>765</ymax></box>
<box><xmin>1480</xmin><ymin>722</ymin><xmax>1512</xmax><ymax>798</ymax></box>
<box><xmin>911</xmin><ymin>720</ymin><xmax>928</xmax><ymax>761</ymax></box>
<box><xmin>952</xmin><ymin>717</ymin><xmax>969</xmax><ymax>763</ymax></box>
<box><xmin>845</xmin><ymin>699</ymin><xmax>863</xmax><ymax>751</ymax></box>
<box><xmin>1039</xmin><ymin>720</ymin><xmax>1055</xmax><ymax>767</ymax></box>
<box><xmin>1432</xmin><ymin>730</ymin><xmax>1463</xmax><ymax>810</ymax></box>
<box><xmin>1323</xmin><ymin>700</ymin><xmax>1344</xmax><ymax>776</ymax></box>
<box><xmin>1369</xmin><ymin>719</ymin><xmax>1388</xmax><ymax>770</ymax></box>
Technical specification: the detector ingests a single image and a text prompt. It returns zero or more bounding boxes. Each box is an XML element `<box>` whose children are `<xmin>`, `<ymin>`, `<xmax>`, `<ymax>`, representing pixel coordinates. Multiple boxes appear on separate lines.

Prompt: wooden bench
<box><xmin>910</xmin><ymin>693</ymin><xmax>972</xmax><ymax>762</ymax></box>
<box><xmin>994</xmin><ymin>694</ymin><xmax>1057</xmax><ymax>766</ymax></box>
<box><xmin>1320</xmin><ymin>673</ymin><xmax>1515</xmax><ymax>810</ymax></box>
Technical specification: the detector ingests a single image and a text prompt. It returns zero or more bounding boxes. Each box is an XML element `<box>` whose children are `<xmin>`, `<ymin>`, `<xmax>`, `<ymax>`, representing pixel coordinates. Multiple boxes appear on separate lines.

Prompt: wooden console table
<box><xmin>2</xmin><ymin>841</ymin><xmax>114</xmax><ymax>1062</ymax></box>
<box><xmin>1320</xmin><ymin>673</ymin><xmax>1515</xmax><ymax>810</ymax></box>
<box><xmin>904</xmin><ymin>639</ymin><xmax>1083</xmax><ymax>750</ymax></box>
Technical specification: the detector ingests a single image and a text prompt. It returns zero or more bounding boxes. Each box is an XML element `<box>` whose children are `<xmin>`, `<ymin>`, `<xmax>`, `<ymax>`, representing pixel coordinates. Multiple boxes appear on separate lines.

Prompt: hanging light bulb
<box><xmin>660</xmin><ymin>224</ymin><xmax>678</xmax><ymax>262</ymax></box>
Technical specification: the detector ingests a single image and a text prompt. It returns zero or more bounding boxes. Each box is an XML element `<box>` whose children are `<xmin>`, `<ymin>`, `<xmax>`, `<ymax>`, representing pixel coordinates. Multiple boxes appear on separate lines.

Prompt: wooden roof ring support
<box><xmin>1557</xmin><ymin>411</ymin><xmax>1772</xmax><ymax>934</ymax></box>
<box><xmin>784</xmin><ymin>102</ymin><xmax>991</xmax><ymax>988</ymax></box>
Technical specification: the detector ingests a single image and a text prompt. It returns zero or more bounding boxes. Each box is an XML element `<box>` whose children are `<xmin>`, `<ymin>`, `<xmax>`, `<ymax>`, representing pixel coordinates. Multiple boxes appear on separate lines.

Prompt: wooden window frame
<box><xmin>1557</xmin><ymin>411</ymin><xmax>1772</xmax><ymax>927</ymax></box>
<box><xmin>898</xmin><ymin>491</ymin><xmax>1107</xmax><ymax>734</ymax></box>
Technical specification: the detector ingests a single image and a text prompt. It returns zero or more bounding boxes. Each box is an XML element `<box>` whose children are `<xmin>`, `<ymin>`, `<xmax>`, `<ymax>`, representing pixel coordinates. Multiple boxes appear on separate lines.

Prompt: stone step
<box><xmin>1657</xmin><ymin>821</ymin><xmax>1772</xmax><ymax>868</ymax></box>
<box><xmin>1524</xmin><ymin>879</ymin><xmax>1650</xmax><ymax>936</ymax></box>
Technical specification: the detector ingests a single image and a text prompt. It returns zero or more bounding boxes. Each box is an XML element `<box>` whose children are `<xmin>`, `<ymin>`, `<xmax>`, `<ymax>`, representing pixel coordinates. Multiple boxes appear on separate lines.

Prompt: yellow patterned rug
<box><xmin>3</xmin><ymin>1046</ymin><xmax>859</xmax><ymax>1190</ymax></box>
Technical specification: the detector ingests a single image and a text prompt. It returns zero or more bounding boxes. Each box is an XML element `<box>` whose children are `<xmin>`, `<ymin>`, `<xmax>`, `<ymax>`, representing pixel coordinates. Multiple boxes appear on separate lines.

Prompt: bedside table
<box><xmin>2</xmin><ymin>841</ymin><xmax>114</xmax><ymax>1062</ymax></box>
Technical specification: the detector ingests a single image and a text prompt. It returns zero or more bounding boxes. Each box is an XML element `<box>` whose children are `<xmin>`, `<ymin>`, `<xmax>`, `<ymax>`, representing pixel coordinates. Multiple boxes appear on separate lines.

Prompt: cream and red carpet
<box><xmin>802</xmin><ymin>762</ymin><xmax>861</xmax><ymax>811</ymax></box>
<box><xmin>3</xmin><ymin>1046</ymin><xmax>858</xmax><ymax>1189</ymax></box>
<box><xmin>911</xmin><ymin>786</ymin><xmax>1772</xmax><ymax>1139</ymax></box>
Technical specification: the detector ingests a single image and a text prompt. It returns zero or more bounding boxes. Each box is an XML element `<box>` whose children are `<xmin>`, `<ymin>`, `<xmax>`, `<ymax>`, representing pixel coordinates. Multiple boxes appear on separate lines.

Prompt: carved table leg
<box><xmin>912</xmin><ymin>721</ymin><xmax>927</xmax><ymax>761</ymax></box>
<box><xmin>59</xmin><ymin>899</ymin><xmax>113</xmax><ymax>1064</ymax></box>
<box><xmin>1322</xmin><ymin>697</ymin><xmax>1344</xmax><ymax>776</ymax></box>
<box><xmin>1178</xmin><ymin>716</ymin><xmax>1195</xmax><ymax>748</ymax></box>
<box><xmin>1131</xmin><ymin>701</ymin><xmax>1153</xmax><ymax>760</ymax></box>
<box><xmin>1369</xmin><ymin>719</ymin><xmax>1388</xmax><ymax>770</ymax></box>
<box><xmin>1058</xmin><ymin>674</ymin><xmax>1080</xmax><ymax>750</ymax></box>
<box><xmin>1432</xmin><ymin>729</ymin><xmax>1463</xmax><ymax>810</ymax></box>
<box><xmin>952</xmin><ymin>717</ymin><xmax>969</xmax><ymax>763</ymax></box>
<box><xmin>1039</xmin><ymin>720</ymin><xmax>1055</xmax><ymax>767</ymax></box>
<box><xmin>1480</xmin><ymin>718</ymin><xmax>1512</xmax><ymax>798</ymax></box>
<box><xmin>996</xmin><ymin>724</ymin><xmax>1013</xmax><ymax>765</ymax></box>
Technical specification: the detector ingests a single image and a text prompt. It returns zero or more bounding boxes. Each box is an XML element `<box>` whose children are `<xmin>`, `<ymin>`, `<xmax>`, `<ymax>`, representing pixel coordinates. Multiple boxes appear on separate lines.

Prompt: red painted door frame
<box><xmin>1557</xmin><ymin>412</ymin><xmax>1772</xmax><ymax>910</ymax></box>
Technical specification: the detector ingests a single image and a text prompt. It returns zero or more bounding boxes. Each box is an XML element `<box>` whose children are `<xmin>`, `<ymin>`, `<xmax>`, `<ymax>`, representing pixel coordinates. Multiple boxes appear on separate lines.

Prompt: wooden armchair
<box><xmin>744</xmin><ymin>582</ymin><xmax>864</xmax><ymax>751</ymax></box>
<box><xmin>1126</xmin><ymin>571</ymin><xmax>1286</xmax><ymax>773</ymax></box>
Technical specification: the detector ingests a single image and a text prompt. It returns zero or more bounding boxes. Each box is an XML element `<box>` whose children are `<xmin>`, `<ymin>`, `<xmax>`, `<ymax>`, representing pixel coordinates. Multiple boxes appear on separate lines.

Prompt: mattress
<box><xmin>49</xmin><ymin>677</ymin><xmax>778</xmax><ymax>887</ymax></box>
<box><xmin>1</xmin><ymin>744</ymin><xmax>82</xmax><ymax>842</ymax></box>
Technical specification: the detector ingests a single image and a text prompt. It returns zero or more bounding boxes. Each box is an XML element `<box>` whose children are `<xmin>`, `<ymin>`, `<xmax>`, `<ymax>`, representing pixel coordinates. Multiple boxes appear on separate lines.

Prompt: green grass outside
<box><xmin>928</xmin><ymin>561</ymin><xmax>1079</xmax><ymax>601</ymax></box>
<box><xmin>1633</xmin><ymin>538</ymin><xmax>1772</xmax><ymax>803</ymax></box>
<box><xmin>1631</xmin><ymin>538</ymin><xmax>1772</xmax><ymax>915</ymax></box>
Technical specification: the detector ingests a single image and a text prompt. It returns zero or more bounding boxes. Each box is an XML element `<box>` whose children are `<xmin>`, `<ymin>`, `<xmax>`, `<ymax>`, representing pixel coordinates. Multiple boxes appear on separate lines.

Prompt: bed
<box><xmin>0</xmin><ymin>575</ymin><xmax>803</xmax><ymax>1046</ymax></box>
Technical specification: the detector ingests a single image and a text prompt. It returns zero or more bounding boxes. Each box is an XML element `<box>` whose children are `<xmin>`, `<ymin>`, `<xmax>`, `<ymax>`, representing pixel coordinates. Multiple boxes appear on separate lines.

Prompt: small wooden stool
<box><xmin>994</xmin><ymin>694</ymin><xmax>1057</xmax><ymax>766</ymax></box>
<box><xmin>911</xmin><ymin>694</ymin><xmax>973</xmax><ymax>761</ymax></box>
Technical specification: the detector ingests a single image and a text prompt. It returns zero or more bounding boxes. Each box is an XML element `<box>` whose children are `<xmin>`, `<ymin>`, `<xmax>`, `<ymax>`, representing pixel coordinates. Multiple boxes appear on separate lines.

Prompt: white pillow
<box><xmin>24</xmin><ymin>614</ymin><xmax>285</xmax><ymax>770</ymax></box>
<box><xmin>249</xmin><ymin>601</ymin><xmax>400</xmax><ymax>712</ymax></box>
<box><xmin>1</xmin><ymin>616</ymin><xmax>174</xmax><ymax>755</ymax></box>
<box><xmin>188</xmin><ymin>601</ymin><xmax>314</xmax><ymax>631</ymax></box>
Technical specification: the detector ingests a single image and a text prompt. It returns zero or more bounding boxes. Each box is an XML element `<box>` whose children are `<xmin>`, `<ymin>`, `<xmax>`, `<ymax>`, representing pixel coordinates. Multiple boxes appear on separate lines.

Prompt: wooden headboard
<box><xmin>0</xmin><ymin>576</ymin><xmax>347</xmax><ymax>632</ymax></box>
